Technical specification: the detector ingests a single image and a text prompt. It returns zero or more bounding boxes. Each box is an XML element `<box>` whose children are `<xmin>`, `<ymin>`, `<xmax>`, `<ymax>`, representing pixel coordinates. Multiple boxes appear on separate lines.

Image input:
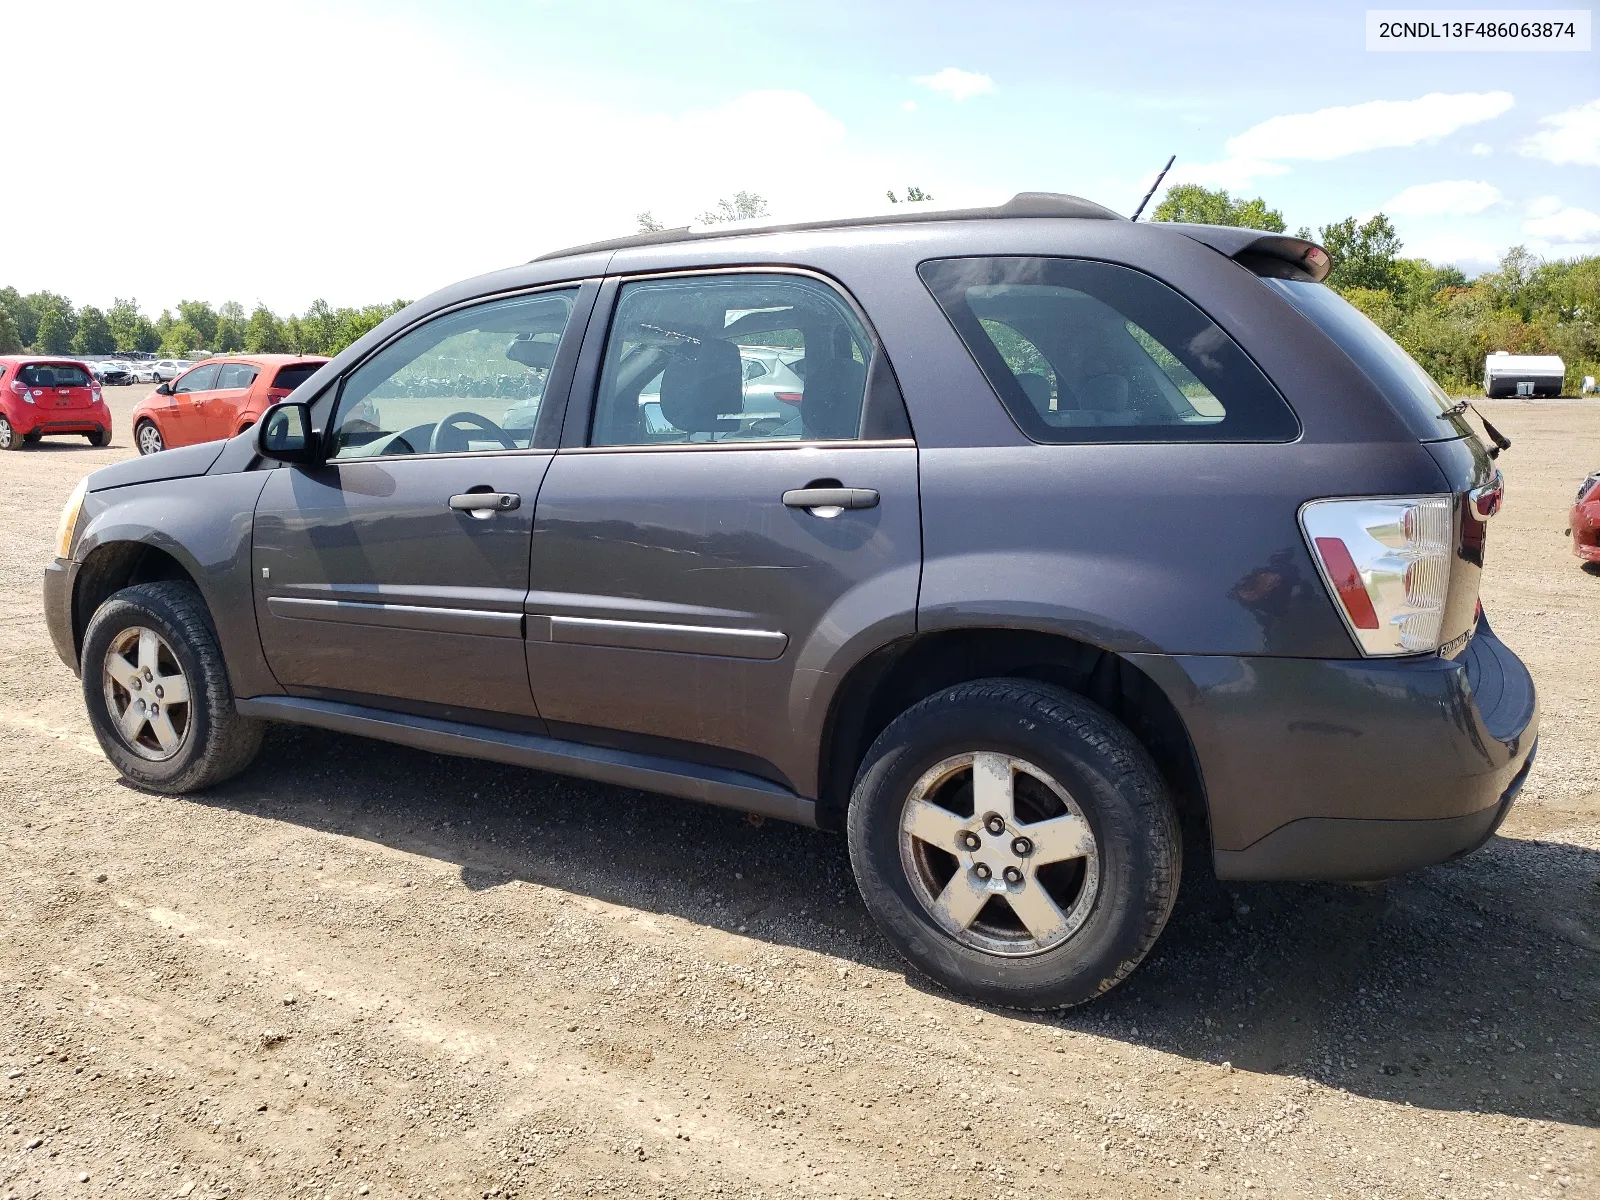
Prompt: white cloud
<box><xmin>1177</xmin><ymin>92</ymin><xmax>1515</xmax><ymax>189</ymax></box>
<box><xmin>913</xmin><ymin>67</ymin><xmax>995</xmax><ymax>101</ymax></box>
<box><xmin>1402</xmin><ymin>234</ymin><xmax>1505</xmax><ymax>272</ymax></box>
<box><xmin>0</xmin><ymin>0</ymin><xmax>901</xmax><ymax>314</ymax></box>
<box><xmin>1518</xmin><ymin>98</ymin><xmax>1600</xmax><ymax>166</ymax></box>
<box><xmin>1470</xmin><ymin>142</ymin><xmax>1493</xmax><ymax>156</ymax></box>
<box><xmin>1524</xmin><ymin>201</ymin><xmax>1600</xmax><ymax>244</ymax></box>
<box><xmin>1226</xmin><ymin>92</ymin><xmax>1514</xmax><ymax>162</ymax></box>
<box><xmin>1383</xmin><ymin>180</ymin><xmax>1503</xmax><ymax>217</ymax></box>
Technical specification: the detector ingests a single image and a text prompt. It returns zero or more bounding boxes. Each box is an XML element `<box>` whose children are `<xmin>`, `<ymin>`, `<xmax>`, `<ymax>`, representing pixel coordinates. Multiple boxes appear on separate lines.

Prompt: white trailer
<box><xmin>1484</xmin><ymin>351</ymin><xmax>1565</xmax><ymax>398</ymax></box>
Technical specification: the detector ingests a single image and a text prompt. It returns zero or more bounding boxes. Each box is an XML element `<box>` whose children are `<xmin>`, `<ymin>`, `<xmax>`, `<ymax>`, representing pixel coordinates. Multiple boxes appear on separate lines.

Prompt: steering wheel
<box><xmin>427</xmin><ymin>411</ymin><xmax>518</xmax><ymax>454</ymax></box>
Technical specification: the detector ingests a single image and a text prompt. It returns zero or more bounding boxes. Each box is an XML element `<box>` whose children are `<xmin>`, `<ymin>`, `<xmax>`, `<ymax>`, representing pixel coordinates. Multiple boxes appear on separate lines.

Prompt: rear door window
<box><xmin>216</xmin><ymin>363</ymin><xmax>259</xmax><ymax>389</ymax></box>
<box><xmin>919</xmin><ymin>257</ymin><xmax>1297</xmax><ymax>444</ymax></box>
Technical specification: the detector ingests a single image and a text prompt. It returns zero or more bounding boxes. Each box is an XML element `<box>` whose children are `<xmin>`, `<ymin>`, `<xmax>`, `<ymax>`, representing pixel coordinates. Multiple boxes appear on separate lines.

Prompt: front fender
<box><xmin>73</xmin><ymin>471</ymin><xmax>279</xmax><ymax>699</ymax></box>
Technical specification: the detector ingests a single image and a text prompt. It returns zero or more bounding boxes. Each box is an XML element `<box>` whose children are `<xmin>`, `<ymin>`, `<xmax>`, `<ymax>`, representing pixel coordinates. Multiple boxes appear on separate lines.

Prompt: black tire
<box><xmin>82</xmin><ymin>581</ymin><xmax>264</xmax><ymax>794</ymax></box>
<box><xmin>87</xmin><ymin>429</ymin><xmax>110</xmax><ymax>447</ymax></box>
<box><xmin>847</xmin><ymin>679</ymin><xmax>1181</xmax><ymax>1009</ymax></box>
<box><xmin>134</xmin><ymin>420</ymin><xmax>164</xmax><ymax>455</ymax></box>
<box><xmin>0</xmin><ymin>414</ymin><xmax>17</xmax><ymax>450</ymax></box>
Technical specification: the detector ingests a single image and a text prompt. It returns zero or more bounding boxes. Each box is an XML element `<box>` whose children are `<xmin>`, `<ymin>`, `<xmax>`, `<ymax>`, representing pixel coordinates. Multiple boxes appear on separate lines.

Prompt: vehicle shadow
<box><xmin>192</xmin><ymin>721</ymin><xmax>1597</xmax><ymax>1128</ymax></box>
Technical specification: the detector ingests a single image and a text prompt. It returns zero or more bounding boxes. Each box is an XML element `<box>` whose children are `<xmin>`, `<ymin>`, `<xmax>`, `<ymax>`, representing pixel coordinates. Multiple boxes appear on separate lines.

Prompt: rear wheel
<box><xmin>135</xmin><ymin>420</ymin><xmax>164</xmax><ymax>455</ymax></box>
<box><xmin>847</xmin><ymin>679</ymin><xmax>1181</xmax><ymax>1009</ymax></box>
<box><xmin>0</xmin><ymin>415</ymin><xmax>16</xmax><ymax>450</ymax></box>
<box><xmin>87</xmin><ymin>429</ymin><xmax>110</xmax><ymax>447</ymax></box>
<box><xmin>82</xmin><ymin>581</ymin><xmax>264</xmax><ymax>793</ymax></box>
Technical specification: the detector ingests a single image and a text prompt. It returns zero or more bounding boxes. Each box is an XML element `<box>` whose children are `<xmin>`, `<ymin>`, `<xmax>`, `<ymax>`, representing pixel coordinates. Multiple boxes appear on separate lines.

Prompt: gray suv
<box><xmin>42</xmin><ymin>194</ymin><xmax>1537</xmax><ymax>1009</ymax></box>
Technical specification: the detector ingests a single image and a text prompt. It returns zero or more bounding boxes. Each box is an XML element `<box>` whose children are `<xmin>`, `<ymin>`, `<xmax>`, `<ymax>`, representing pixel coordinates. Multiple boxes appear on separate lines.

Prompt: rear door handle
<box><xmin>449</xmin><ymin>491</ymin><xmax>521</xmax><ymax>516</ymax></box>
<box><xmin>782</xmin><ymin>487</ymin><xmax>879</xmax><ymax>510</ymax></box>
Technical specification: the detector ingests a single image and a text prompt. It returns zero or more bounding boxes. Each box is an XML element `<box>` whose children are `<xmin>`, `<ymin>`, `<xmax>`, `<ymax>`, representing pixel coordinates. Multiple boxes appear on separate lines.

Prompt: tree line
<box><xmin>0</xmin><ymin>291</ymin><xmax>409</xmax><ymax>361</ymax></box>
<box><xmin>1153</xmin><ymin>184</ymin><xmax>1599</xmax><ymax>394</ymax></box>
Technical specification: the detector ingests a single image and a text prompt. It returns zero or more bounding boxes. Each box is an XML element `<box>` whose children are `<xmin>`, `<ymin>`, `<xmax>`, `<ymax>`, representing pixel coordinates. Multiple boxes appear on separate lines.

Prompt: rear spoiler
<box><xmin>1161</xmin><ymin>223</ymin><xmax>1331</xmax><ymax>284</ymax></box>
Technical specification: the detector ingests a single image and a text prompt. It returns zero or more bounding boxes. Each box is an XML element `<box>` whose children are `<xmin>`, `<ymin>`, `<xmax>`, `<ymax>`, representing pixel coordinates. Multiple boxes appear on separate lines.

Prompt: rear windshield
<box><xmin>272</xmin><ymin>363</ymin><xmax>321</xmax><ymax>392</ymax></box>
<box><xmin>19</xmin><ymin>363</ymin><xmax>91</xmax><ymax>387</ymax></box>
<box><xmin>1264</xmin><ymin>278</ymin><xmax>1470</xmax><ymax>441</ymax></box>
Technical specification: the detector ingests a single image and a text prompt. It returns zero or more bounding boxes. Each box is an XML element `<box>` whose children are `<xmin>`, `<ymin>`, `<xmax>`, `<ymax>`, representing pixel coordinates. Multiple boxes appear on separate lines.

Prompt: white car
<box><xmin>127</xmin><ymin>361</ymin><xmax>161</xmax><ymax>383</ymax></box>
<box><xmin>150</xmin><ymin>359</ymin><xmax>194</xmax><ymax>382</ymax></box>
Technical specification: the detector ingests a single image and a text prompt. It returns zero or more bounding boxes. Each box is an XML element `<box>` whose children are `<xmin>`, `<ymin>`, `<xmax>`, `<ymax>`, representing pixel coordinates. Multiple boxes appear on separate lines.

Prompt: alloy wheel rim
<box><xmin>138</xmin><ymin>425</ymin><xmax>162</xmax><ymax>454</ymax></box>
<box><xmin>0</xmin><ymin>419</ymin><xmax>11</xmax><ymax>448</ymax></box>
<box><xmin>899</xmin><ymin>751</ymin><xmax>1100</xmax><ymax>957</ymax></box>
<box><xmin>101</xmin><ymin>626</ymin><xmax>192</xmax><ymax>761</ymax></box>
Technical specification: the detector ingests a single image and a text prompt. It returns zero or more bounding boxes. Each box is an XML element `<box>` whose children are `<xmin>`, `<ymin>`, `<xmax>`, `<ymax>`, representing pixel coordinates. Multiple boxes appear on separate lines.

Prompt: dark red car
<box><xmin>130</xmin><ymin>354</ymin><xmax>328</xmax><ymax>455</ymax></box>
<box><xmin>1570</xmin><ymin>471</ymin><xmax>1600</xmax><ymax>565</ymax></box>
<box><xmin>0</xmin><ymin>357</ymin><xmax>112</xmax><ymax>450</ymax></box>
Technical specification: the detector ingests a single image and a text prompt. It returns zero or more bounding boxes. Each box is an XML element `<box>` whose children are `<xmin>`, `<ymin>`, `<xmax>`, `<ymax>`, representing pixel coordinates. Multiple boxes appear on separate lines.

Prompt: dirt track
<box><xmin>1</xmin><ymin>386</ymin><xmax>1595</xmax><ymax>1199</ymax></box>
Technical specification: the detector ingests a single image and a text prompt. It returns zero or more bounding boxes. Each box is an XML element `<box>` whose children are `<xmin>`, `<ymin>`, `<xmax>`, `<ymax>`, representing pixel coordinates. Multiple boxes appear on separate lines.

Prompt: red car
<box><xmin>0</xmin><ymin>357</ymin><xmax>112</xmax><ymax>450</ymax></box>
<box><xmin>130</xmin><ymin>354</ymin><xmax>328</xmax><ymax>455</ymax></box>
<box><xmin>1570</xmin><ymin>471</ymin><xmax>1600</xmax><ymax>565</ymax></box>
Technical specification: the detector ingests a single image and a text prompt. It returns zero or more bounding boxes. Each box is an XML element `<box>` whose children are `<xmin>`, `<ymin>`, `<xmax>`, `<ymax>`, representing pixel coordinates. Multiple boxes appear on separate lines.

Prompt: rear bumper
<box><xmin>12</xmin><ymin>403</ymin><xmax>110</xmax><ymax>436</ymax></box>
<box><xmin>1131</xmin><ymin>618</ymin><xmax>1538</xmax><ymax>881</ymax></box>
<box><xmin>43</xmin><ymin>557</ymin><xmax>80</xmax><ymax>675</ymax></box>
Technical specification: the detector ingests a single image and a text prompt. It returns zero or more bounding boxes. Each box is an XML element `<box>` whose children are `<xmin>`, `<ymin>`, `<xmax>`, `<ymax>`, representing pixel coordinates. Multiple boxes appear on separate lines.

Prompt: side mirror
<box><xmin>255</xmin><ymin>401</ymin><xmax>322</xmax><ymax>465</ymax></box>
<box><xmin>155</xmin><ymin>382</ymin><xmax>172</xmax><ymax>396</ymax></box>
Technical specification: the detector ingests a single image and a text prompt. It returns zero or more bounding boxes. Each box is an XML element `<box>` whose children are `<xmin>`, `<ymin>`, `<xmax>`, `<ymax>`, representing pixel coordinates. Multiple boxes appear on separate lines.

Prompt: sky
<box><xmin>4</xmin><ymin>0</ymin><xmax>1596</xmax><ymax>316</ymax></box>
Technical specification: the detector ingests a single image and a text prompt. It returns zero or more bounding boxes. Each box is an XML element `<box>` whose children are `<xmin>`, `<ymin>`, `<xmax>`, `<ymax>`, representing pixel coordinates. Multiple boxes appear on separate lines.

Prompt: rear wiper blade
<box><xmin>1441</xmin><ymin>400</ymin><xmax>1512</xmax><ymax>458</ymax></box>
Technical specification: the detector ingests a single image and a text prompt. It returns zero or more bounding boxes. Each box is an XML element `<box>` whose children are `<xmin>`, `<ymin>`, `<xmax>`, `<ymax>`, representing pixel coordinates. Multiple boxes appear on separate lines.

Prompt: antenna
<box><xmin>1130</xmin><ymin>155</ymin><xmax>1176</xmax><ymax>222</ymax></box>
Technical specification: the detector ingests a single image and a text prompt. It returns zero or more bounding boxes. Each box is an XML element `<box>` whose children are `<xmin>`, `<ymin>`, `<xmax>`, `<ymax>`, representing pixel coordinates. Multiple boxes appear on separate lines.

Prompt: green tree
<box><xmin>636</xmin><ymin>211</ymin><xmax>665</xmax><ymax>233</ymax></box>
<box><xmin>699</xmin><ymin>191</ymin><xmax>768</xmax><ymax>224</ymax></box>
<box><xmin>108</xmin><ymin>298</ymin><xmax>159</xmax><ymax>353</ymax></box>
<box><xmin>177</xmin><ymin>300</ymin><xmax>219</xmax><ymax>348</ymax></box>
<box><xmin>1151</xmin><ymin>184</ymin><xmax>1286</xmax><ymax>232</ymax></box>
<box><xmin>159</xmin><ymin>322</ymin><xmax>203</xmax><ymax>358</ymax></box>
<box><xmin>72</xmin><ymin>305</ymin><xmax>115</xmax><ymax>355</ymax></box>
<box><xmin>297</xmin><ymin>299</ymin><xmax>338</xmax><ymax>356</ymax></box>
<box><xmin>0</xmin><ymin>287</ymin><xmax>40</xmax><ymax>347</ymax></box>
<box><xmin>25</xmin><ymin>292</ymin><xmax>75</xmax><ymax>346</ymax></box>
<box><xmin>243</xmin><ymin>303</ymin><xmax>286</xmax><ymax>353</ymax></box>
<box><xmin>35</xmin><ymin>304</ymin><xmax>73</xmax><ymax>354</ymax></box>
<box><xmin>215</xmin><ymin>301</ymin><xmax>247</xmax><ymax>353</ymax></box>
<box><xmin>0</xmin><ymin>307</ymin><xmax>21</xmax><ymax>355</ymax></box>
<box><xmin>1319</xmin><ymin>214</ymin><xmax>1402</xmax><ymax>292</ymax></box>
<box><xmin>887</xmin><ymin>186</ymin><xmax>935</xmax><ymax>203</ymax></box>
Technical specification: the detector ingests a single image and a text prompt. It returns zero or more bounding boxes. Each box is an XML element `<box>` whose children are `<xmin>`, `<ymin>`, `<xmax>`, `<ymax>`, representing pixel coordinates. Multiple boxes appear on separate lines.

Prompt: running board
<box><xmin>235</xmin><ymin>695</ymin><xmax>817</xmax><ymax>828</ymax></box>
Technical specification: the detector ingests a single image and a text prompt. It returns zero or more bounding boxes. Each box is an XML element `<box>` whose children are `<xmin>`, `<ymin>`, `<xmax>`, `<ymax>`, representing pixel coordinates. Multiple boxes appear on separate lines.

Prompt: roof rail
<box><xmin>532</xmin><ymin>192</ymin><xmax>1125</xmax><ymax>262</ymax></box>
<box><xmin>1160</xmin><ymin>223</ymin><xmax>1332</xmax><ymax>284</ymax></box>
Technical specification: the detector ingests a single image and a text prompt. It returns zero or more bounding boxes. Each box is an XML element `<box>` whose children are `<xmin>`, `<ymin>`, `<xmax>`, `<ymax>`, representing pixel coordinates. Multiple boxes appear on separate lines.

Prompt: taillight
<box><xmin>9</xmin><ymin>380</ymin><xmax>35</xmax><ymax>404</ymax></box>
<box><xmin>1301</xmin><ymin>495</ymin><xmax>1454</xmax><ymax>656</ymax></box>
<box><xmin>775</xmin><ymin>391</ymin><xmax>804</xmax><ymax>405</ymax></box>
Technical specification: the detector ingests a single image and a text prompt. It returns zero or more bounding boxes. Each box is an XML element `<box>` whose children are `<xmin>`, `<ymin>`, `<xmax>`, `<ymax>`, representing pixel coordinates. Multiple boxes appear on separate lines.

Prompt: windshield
<box><xmin>1265</xmin><ymin>277</ymin><xmax>1471</xmax><ymax>441</ymax></box>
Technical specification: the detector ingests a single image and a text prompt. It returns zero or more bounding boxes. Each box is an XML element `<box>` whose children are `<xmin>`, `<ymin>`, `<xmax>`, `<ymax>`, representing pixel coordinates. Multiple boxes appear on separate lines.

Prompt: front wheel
<box><xmin>847</xmin><ymin>679</ymin><xmax>1181</xmax><ymax>1009</ymax></box>
<box><xmin>82</xmin><ymin>581</ymin><xmax>264</xmax><ymax>793</ymax></box>
<box><xmin>135</xmin><ymin>420</ymin><xmax>164</xmax><ymax>455</ymax></box>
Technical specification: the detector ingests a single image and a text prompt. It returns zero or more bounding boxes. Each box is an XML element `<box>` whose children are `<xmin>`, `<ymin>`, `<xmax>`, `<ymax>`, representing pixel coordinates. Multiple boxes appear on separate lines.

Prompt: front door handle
<box><xmin>449</xmin><ymin>491</ymin><xmax>521</xmax><ymax>517</ymax></box>
<box><xmin>782</xmin><ymin>487</ymin><xmax>879</xmax><ymax>511</ymax></box>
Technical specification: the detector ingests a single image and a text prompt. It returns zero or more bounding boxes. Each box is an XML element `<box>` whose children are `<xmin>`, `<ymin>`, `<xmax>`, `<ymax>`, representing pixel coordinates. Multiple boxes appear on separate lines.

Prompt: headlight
<box><xmin>55</xmin><ymin>477</ymin><xmax>88</xmax><ymax>560</ymax></box>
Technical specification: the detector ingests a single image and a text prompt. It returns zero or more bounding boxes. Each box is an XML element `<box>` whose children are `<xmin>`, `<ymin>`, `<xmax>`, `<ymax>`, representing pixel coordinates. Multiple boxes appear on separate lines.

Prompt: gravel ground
<box><xmin>0</xmin><ymin>386</ymin><xmax>1595</xmax><ymax>1200</ymax></box>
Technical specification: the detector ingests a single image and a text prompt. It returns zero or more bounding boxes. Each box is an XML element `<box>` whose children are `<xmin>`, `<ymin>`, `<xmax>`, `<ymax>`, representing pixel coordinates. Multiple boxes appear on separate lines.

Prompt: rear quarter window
<box><xmin>919</xmin><ymin>257</ymin><xmax>1297</xmax><ymax>444</ymax></box>
<box><xmin>271</xmin><ymin>364</ymin><xmax>321</xmax><ymax>392</ymax></box>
